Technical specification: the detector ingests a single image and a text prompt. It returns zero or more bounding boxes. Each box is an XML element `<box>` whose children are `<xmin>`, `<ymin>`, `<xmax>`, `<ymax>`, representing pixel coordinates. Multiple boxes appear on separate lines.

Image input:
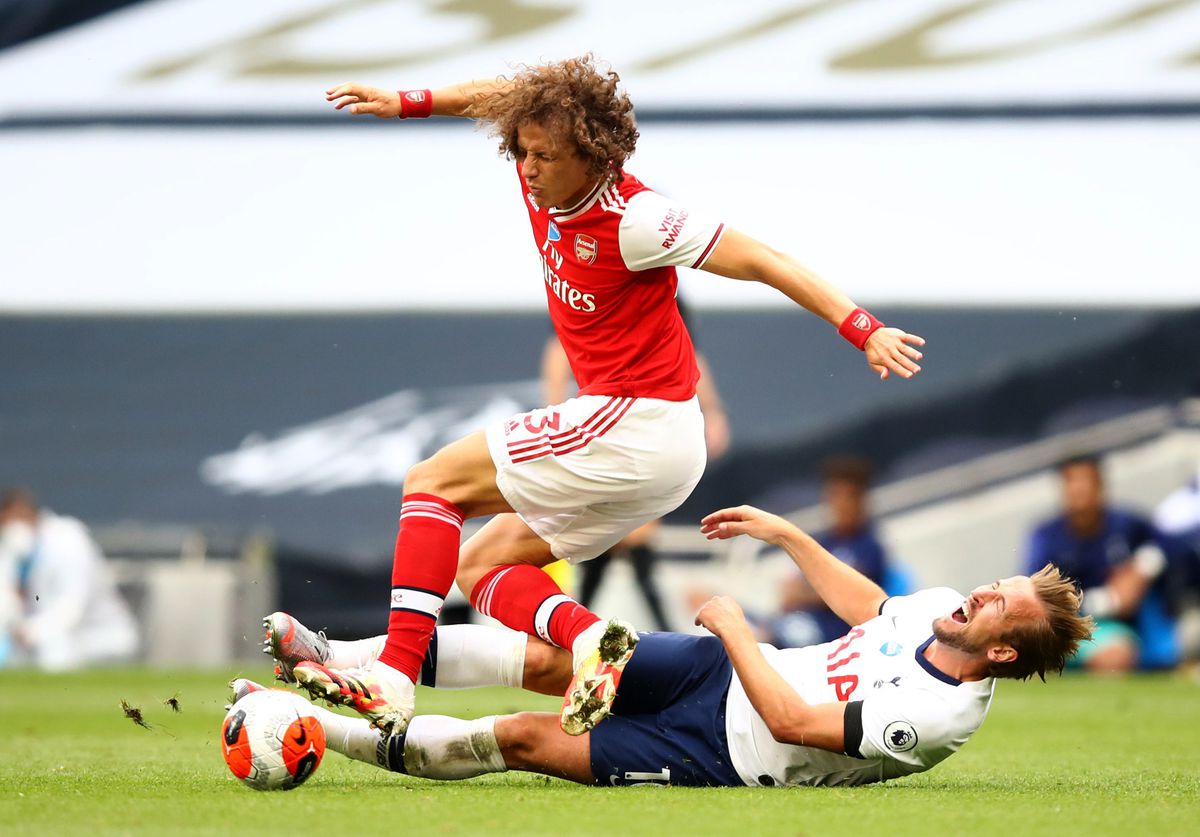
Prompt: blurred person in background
<box><xmin>0</xmin><ymin>487</ymin><xmax>138</xmax><ymax>671</ymax></box>
<box><xmin>1025</xmin><ymin>456</ymin><xmax>1174</xmax><ymax>672</ymax></box>
<box><xmin>770</xmin><ymin>457</ymin><xmax>897</xmax><ymax>648</ymax></box>
<box><xmin>542</xmin><ymin>297</ymin><xmax>731</xmax><ymax>632</ymax></box>
<box><xmin>1154</xmin><ymin>464</ymin><xmax>1200</xmax><ymax>666</ymax></box>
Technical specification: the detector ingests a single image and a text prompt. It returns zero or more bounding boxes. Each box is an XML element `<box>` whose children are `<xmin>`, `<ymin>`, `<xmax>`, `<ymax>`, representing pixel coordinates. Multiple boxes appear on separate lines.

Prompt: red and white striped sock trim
<box><xmin>472</xmin><ymin>566</ymin><xmax>517</xmax><ymax>618</ymax></box>
<box><xmin>506</xmin><ymin>396</ymin><xmax>635</xmax><ymax>464</ymax></box>
<box><xmin>400</xmin><ymin>496</ymin><xmax>465</xmax><ymax>530</ymax></box>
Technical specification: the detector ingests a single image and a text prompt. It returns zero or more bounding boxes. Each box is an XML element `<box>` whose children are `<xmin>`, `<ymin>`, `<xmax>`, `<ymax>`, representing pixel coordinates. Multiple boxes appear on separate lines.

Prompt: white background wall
<box><xmin>4</xmin><ymin>118</ymin><xmax>1198</xmax><ymax>311</ymax></box>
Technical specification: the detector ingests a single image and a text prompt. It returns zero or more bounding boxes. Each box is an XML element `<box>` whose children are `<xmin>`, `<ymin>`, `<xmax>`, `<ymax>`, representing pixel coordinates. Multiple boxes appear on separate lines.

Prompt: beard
<box><xmin>932</xmin><ymin>618</ymin><xmax>984</xmax><ymax>654</ymax></box>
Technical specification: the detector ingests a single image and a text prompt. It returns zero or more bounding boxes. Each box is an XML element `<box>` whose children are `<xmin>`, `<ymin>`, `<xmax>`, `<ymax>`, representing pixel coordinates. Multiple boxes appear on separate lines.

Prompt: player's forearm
<box><xmin>720</xmin><ymin>627</ymin><xmax>843</xmax><ymax>750</ymax></box>
<box><xmin>720</xmin><ymin>626</ymin><xmax>807</xmax><ymax>738</ymax></box>
<box><xmin>430</xmin><ymin>78</ymin><xmax>514</xmax><ymax>117</ymax></box>
<box><xmin>774</xmin><ymin>526</ymin><xmax>886</xmax><ymax>628</ymax></box>
<box><xmin>756</xmin><ymin>250</ymin><xmax>856</xmax><ymax>328</ymax></box>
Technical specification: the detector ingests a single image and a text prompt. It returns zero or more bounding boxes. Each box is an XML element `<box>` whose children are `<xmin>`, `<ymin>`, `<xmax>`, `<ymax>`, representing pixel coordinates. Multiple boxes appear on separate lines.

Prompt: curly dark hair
<box><xmin>474</xmin><ymin>55</ymin><xmax>639</xmax><ymax>179</ymax></box>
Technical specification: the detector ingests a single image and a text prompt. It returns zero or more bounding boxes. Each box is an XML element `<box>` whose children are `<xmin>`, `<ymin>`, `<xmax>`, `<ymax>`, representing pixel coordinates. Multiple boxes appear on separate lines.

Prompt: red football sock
<box><xmin>471</xmin><ymin>564</ymin><xmax>601</xmax><ymax>650</ymax></box>
<box><xmin>376</xmin><ymin>493</ymin><xmax>465</xmax><ymax>682</ymax></box>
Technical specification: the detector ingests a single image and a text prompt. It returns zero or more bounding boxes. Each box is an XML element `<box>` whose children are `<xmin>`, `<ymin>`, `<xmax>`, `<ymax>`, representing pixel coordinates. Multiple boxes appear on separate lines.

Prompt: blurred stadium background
<box><xmin>2</xmin><ymin>0</ymin><xmax>1198</xmax><ymax>668</ymax></box>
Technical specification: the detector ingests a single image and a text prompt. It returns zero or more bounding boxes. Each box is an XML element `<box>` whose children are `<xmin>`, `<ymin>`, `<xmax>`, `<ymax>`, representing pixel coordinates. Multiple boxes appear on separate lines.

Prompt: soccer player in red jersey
<box><xmin>292</xmin><ymin>56</ymin><xmax>926</xmax><ymax>738</ymax></box>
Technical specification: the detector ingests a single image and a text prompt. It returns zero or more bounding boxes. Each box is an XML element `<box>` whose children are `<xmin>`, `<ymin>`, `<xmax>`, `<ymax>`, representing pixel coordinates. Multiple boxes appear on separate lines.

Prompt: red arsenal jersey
<box><xmin>518</xmin><ymin>164</ymin><xmax>725</xmax><ymax>401</ymax></box>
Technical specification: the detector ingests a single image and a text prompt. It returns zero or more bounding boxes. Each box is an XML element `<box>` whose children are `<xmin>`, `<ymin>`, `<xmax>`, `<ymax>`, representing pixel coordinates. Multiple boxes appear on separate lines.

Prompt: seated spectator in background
<box><xmin>0</xmin><ymin>488</ymin><xmax>138</xmax><ymax>671</ymax></box>
<box><xmin>771</xmin><ymin>457</ymin><xmax>895</xmax><ymax>648</ymax></box>
<box><xmin>1026</xmin><ymin>456</ymin><xmax>1172</xmax><ymax>673</ymax></box>
<box><xmin>1155</xmin><ymin>465</ymin><xmax>1200</xmax><ymax>664</ymax></box>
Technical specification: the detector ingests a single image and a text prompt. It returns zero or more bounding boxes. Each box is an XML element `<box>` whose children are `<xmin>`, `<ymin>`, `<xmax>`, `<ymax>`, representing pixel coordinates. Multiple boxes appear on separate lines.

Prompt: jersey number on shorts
<box><xmin>524</xmin><ymin>412</ymin><xmax>562</xmax><ymax>434</ymax></box>
<box><xmin>826</xmin><ymin>626</ymin><xmax>865</xmax><ymax>701</ymax></box>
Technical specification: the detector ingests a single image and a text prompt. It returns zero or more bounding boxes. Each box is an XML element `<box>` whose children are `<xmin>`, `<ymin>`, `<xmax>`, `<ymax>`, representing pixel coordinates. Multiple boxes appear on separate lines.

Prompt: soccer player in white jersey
<box><xmin>296</xmin><ymin>56</ymin><xmax>927</xmax><ymax>739</ymax></box>
<box><xmin>261</xmin><ymin>505</ymin><xmax>1094</xmax><ymax>788</ymax></box>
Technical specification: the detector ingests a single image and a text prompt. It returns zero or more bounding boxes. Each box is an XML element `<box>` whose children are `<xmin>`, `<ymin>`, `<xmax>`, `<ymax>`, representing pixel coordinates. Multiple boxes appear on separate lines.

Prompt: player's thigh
<box><xmin>455</xmin><ymin>513</ymin><xmax>557</xmax><ymax>595</ymax></box>
<box><xmin>406</xmin><ymin>431</ymin><xmax>512</xmax><ymax>518</ymax></box>
<box><xmin>495</xmin><ymin>712</ymin><xmax>593</xmax><ymax>784</ymax></box>
<box><xmin>549</xmin><ymin>491</ymin><xmax>688</xmax><ymax>566</ymax></box>
<box><xmin>487</xmin><ymin>396</ymin><xmax>706</xmax><ymax>564</ymax></box>
<box><xmin>588</xmin><ymin>708</ymin><xmax>740</xmax><ymax>787</ymax></box>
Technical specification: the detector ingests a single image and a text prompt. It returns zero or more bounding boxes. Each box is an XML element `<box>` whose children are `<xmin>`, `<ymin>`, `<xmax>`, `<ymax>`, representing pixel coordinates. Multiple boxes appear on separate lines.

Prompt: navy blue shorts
<box><xmin>588</xmin><ymin>633</ymin><xmax>743</xmax><ymax>787</ymax></box>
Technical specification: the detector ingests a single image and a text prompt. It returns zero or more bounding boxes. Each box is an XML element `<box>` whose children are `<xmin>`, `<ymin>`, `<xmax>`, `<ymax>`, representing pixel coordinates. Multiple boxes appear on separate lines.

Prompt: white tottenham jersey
<box><xmin>725</xmin><ymin>588</ymin><xmax>995</xmax><ymax>787</ymax></box>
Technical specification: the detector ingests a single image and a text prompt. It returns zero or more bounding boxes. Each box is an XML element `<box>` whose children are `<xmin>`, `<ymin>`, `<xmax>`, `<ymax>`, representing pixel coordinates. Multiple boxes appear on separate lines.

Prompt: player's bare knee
<box><xmin>494</xmin><ymin>713</ymin><xmax>541</xmax><ymax>768</ymax></box>
<box><xmin>402</xmin><ymin>456</ymin><xmax>445</xmax><ymax>497</ymax></box>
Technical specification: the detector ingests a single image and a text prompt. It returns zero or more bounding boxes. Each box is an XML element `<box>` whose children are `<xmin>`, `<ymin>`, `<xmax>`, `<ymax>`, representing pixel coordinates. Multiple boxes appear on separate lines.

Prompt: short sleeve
<box><xmin>618</xmin><ymin>191</ymin><xmax>725</xmax><ymax>271</ymax></box>
<box><xmin>853</xmin><ymin>690</ymin><xmax>959</xmax><ymax>769</ymax></box>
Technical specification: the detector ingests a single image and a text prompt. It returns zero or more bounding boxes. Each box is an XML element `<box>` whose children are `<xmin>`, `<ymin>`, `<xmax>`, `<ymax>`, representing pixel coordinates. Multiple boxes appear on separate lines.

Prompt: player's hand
<box><xmin>864</xmin><ymin>327</ymin><xmax>925</xmax><ymax>381</ymax></box>
<box><xmin>694</xmin><ymin>595</ymin><xmax>749</xmax><ymax>639</ymax></box>
<box><xmin>325</xmin><ymin>83</ymin><xmax>402</xmax><ymax>118</ymax></box>
<box><xmin>700</xmin><ymin>505</ymin><xmax>792</xmax><ymax>546</ymax></box>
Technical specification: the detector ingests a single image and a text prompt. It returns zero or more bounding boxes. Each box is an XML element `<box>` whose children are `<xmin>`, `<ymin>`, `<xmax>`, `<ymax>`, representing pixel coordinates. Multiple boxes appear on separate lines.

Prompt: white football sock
<box><xmin>400</xmin><ymin>715</ymin><xmax>507</xmax><ymax>779</ymax></box>
<box><xmin>427</xmin><ymin>624</ymin><xmax>526</xmax><ymax>689</ymax></box>
<box><xmin>327</xmin><ymin>625</ymin><xmax>526</xmax><ymax>689</ymax></box>
<box><xmin>326</xmin><ymin>636</ymin><xmax>386</xmax><ymax>669</ymax></box>
<box><xmin>313</xmin><ymin>708</ymin><xmax>507</xmax><ymax>779</ymax></box>
<box><xmin>311</xmin><ymin>705</ymin><xmax>388</xmax><ymax>769</ymax></box>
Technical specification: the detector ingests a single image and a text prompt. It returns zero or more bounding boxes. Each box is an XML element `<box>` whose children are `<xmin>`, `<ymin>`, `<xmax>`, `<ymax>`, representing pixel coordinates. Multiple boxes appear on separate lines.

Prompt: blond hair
<box><xmin>990</xmin><ymin>563</ymin><xmax>1095</xmax><ymax>681</ymax></box>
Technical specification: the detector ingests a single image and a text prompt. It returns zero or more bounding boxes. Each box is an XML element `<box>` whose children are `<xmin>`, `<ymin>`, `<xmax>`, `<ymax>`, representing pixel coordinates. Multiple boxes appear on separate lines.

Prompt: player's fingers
<box><xmin>325</xmin><ymin>83</ymin><xmax>360</xmax><ymax>99</ymax></box>
<box><xmin>901</xmin><ymin>332</ymin><xmax>927</xmax><ymax>347</ymax></box>
<box><xmin>890</xmin><ymin>351</ymin><xmax>921</xmax><ymax>376</ymax></box>
<box><xmin>349</xmin><ymin>101</ymin><xmax>382</xmax><ymax>115</ymax></box>
<box><xmin>900</xmin><ymin>343</ymin><xmax>923</xmax><ymax>361</ymax></box>
<box><xmin>331</xmin><ymin>96</ymin><xmax>362</xmax><ymax>110</ymax></box>
<box><xmin>703</xmin><ymin>522</ymin><xmax>742</xmax><ymax>540</ymax></box>
<box><xmin>700</xmin><ymin>508</ymin><xmax>742</xmax><ymax>526</ymax></box>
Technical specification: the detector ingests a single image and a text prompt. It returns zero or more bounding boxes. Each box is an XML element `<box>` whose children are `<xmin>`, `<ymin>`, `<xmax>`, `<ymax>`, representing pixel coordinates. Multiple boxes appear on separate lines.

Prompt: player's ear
<box><xmin>987</xmin><ymin>644</ymin><xmax>1017</xmax><ymax>665</ymax></box>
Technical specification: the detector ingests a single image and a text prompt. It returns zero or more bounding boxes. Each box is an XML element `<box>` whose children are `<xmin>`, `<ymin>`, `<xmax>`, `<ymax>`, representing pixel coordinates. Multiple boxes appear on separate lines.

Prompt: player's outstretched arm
<box><xmin>701</xmin><ymin>229</ymin><xmax>925</xmax><ymax>381</ymax></box>
<box><xmin>701</xmin><ymin>505</ymin><xmax>887</xmax><ymax>627</ymax></box>
<box><xmin>696</xmin><ymin>595</ymin><xmax>847</xmax><ymax>750</ymax></box>
<box><xmin>325</xmin><ymin>78</ymin><xmax>513</xmax><ymax>119</ymax></box>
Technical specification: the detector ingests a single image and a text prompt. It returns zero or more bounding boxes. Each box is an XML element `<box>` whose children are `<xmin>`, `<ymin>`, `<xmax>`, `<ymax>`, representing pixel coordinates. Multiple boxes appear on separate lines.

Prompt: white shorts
<box><xmin>485</xmin><ymin>395</ymin><xmax>707</xmax><ymax>564</ymax></box>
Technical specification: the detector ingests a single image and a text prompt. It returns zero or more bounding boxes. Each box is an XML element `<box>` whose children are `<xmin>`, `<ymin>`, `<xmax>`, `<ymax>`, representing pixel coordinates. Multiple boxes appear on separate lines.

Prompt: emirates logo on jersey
<box><xmin>574</xmin><ymin>234</ymin><xmax>598</xmax><ymax>265</ymax></box>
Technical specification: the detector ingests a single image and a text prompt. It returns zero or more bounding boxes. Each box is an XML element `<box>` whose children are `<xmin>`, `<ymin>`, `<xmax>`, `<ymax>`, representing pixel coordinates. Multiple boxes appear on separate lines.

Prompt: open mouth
<box><xmin>951</xmin><ymin>603</ymin><xmax>969</xmax><ymax>624</ymax></box>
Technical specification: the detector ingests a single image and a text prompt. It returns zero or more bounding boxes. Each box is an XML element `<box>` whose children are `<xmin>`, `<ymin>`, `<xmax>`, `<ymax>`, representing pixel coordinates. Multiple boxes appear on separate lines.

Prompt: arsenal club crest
<box><xmin>574</xmin><ymin>234</ymin><xmax>598</xmax><ymax>265</ymax></box>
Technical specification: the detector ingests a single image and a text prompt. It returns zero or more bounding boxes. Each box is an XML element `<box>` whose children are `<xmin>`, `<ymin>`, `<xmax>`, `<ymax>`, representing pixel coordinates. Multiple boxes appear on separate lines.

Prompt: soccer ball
<box><xmin>221</xmin><ymin>689</ymin><xmax>326</xmax><ymax>791</ymax></box>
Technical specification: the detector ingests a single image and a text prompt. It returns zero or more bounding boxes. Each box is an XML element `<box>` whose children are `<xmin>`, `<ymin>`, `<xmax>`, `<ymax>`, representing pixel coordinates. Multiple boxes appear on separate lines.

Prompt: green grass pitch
<box><xmin>1</xmin><ymin>667</ymin><xmax>1196</xmax><ymax>836</ymax></box>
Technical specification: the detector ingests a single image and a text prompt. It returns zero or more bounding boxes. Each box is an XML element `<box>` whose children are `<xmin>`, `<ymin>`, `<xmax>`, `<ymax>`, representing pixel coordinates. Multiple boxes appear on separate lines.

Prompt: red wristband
<box><xmin>838</xmin><ymin>307</ymin><xmax>884</xmax><ymax>351</ymax></box>
<box><xmin>398</xmin><ymin>89</ymin><xmax>433</xmax><ymax>119</ymax></box>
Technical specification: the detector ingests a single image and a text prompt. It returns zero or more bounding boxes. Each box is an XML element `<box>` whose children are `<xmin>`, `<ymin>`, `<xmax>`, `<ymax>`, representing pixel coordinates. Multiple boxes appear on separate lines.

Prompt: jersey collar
<box><xmin>915</xmin><ymin>636</ymin><xmax>962</xmax><ymax>686</ymax></box>
<box><xmin>549</xmin><ymin>176</ymin><xmax>610</xmax><ymax>221</ymax></box>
